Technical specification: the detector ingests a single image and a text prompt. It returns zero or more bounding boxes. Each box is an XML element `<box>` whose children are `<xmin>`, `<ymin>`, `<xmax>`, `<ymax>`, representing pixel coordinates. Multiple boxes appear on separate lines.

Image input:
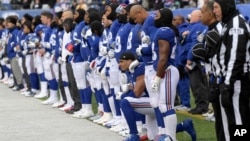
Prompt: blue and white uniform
<box><xmin>152</xmin><ymin>27</ymin><xmax>179</xmax><ymax>140</ymax></box>
<box><xmin>41</xmin><ymin>24</ymin><xmax>58</xmax><ymax>104</ymax></box>
<box><xmin>120</xmin><ymin>62</ymin><xmax>158</xmax><ymax>140</ymax></box>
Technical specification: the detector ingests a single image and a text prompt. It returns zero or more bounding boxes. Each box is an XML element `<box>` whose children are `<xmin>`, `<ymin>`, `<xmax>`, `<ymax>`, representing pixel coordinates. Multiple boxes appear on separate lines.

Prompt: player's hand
<box><xmin>136</xmin><ymin>45</ymin><xmax>143</xmax><ymax>56</ymax></box>
<box><xmin>151</xmin><ymin>75</ymin><xmax>162</xmax><ymax>92</ymax></box>
<box><xmin>22</xmin><ymin>50</ymin><xmax>28</xmax><ymax>56</ymax></box>
<box><xmin>108</xmin><ymin>49</ymin><xmax>115</xmax><ymax>58</ymax></box>
<box><xmin>185</xmin><ymin>60</ymin><xmax>196</xmax><ymax>71</ymax></box>
<box><xmin>141</xmin><ymin>35</ymin><xmax>151</xmax><ymax>45</ymax></box>
<box><xmin>57</xmin><ymin>57</ymin><xmax>63</xmax><ymax>64</ymax></box>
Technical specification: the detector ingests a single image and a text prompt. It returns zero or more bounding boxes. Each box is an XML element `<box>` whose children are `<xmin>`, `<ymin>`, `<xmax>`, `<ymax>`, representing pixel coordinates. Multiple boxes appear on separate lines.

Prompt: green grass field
<box><xmin>40</xmin><ymin>91</ymin><xmax>217</xmax><ymax>140</ymax></box>
<box><xmin>89</xmin><ymin>94</ymin><xmax>217</xmax><ymax>141</ymax></box>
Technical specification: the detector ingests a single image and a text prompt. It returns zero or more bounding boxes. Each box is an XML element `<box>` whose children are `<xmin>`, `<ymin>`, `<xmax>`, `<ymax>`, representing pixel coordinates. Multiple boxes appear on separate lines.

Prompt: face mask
<box><xmin>154</xmin><ymin>18</ymin><xmax>164</xmax><ymax>28</ymax></box>
<box><xmin>118</xmin><ymin>14</ymin><xmax>127</xmax><ymax>24</ymax></box>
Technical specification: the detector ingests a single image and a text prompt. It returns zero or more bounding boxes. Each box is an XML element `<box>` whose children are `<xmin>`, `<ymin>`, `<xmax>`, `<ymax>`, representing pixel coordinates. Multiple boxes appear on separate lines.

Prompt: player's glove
<box><xmin>22</xmin><ymin>50</ymin><xmax>28</xmax><ymax>56</ymax></box>
<box><xmin>108</xmin><ymin>49</ymin><xmax>115</xmax><ymax>59</ymax></box>
<box><xmin>41</xmin><ymin>42</ymin><xmax>51</xmax><ymax>49</ymax></box>
<box><xmin>116</xmin><ymin>91</ymin><xmax>123</xmax><ymax>100</ymax></box>
<box><xmin>44</xmin><ymin>52</ymin><xmax>51</xmax><ymax>59</ymax></box>
<box><xmin>14</xmin><ymin>46</ymin><xmax>21</xmax><ymax>52</ymax></box>
<box><xmin>141</xmin><ymin>35</ymin><xmax>151</xmax><ymax>45</ymax></box>
<box><xmin>57</xmin><ymin>57</ymin><xmax>63</xmax><ymax>64</ymax></box>
<box><xmin>3</xmin><ymin>57</ymin><xmax>9</xmax><ymax>64</ymax></box>
<box><xmin>100</xmin><ymin>46</ymin><xmax>108</xmax><ymax>56</ymax></box>
<box><xmin>83</xmin><ymin>61</ymin><xmax>90</xmax><ymax>71</ymax></box>
<box><xmin>121</xmin><ymin>84</ymin><xmax>129</xmax><ymax>93</ymax></box>
<box><xmin>136</xmin><ymin>45</ymin><xmax>143</xmax><ymax>56</ymax></box>
<box><xmin>61</xmin><ymin>43</ymin><xmax>73</xmax><ymax>62</ymax></box>
<box><xmin>129</xmin><ymin>59</ymin><xmax>140</xmax><ymax>73</ymax></box>
<box><xmin>151</xmin><ymin>75</ymin><xmax>162</xmax><ymax>92</ymax></box>
<box><xmin>100</xmin><ymin>67</ymin><xmax>107</xmax><ymax>80</ymax></box>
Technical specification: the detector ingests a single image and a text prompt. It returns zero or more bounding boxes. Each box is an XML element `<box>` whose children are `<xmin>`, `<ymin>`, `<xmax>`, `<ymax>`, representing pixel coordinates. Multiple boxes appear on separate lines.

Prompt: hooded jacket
<box><xmin>215</xmin><ymin>0</ymin><xmax>250</xmax><ymax>85</ymax></box>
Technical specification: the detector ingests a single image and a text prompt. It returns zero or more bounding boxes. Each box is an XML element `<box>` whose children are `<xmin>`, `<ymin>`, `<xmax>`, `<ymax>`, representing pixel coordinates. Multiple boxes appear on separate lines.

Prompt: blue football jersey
<box><xmin>114</xmin><ymin>23</ymin><xmax>134</xmax><ymax>62</ymax></box>
<box><xmin>128</xmin><ymin>62</ymin><xmax>149</xmax><ymax>97</ymax></box>
<box><xmin>140</xmin><ymin>13</ymin><xmax>158</xmax><ymax>65</ymax></box>
<box><xmin>152</xmin><ymin>27</ymin><xmax>177</xmax><ymax>70</ymax></box>
<box><xmin>126</xmin><ymin>24</ymin><xmax>142</xmax><ymax>56</ymax></box>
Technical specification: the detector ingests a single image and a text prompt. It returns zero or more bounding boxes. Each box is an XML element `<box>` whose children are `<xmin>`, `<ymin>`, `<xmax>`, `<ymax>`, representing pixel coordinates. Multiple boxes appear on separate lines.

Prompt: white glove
<box><xmin>121</xmin><ymin>84</ymin><xmax>129</xmax><ymax>93</ymax></box>
<box><xmin>73</xmin><ymin>38</ymin><xmax>82</xmax><ymax>45</ymax></box>
<box><xmin>44</xmin><ymin>52</ymin><xmax>50</xmax><ymax>59</ymax></box>
<box><xmin>20</xmin><ymin>40</ymin><xmax>25</xmax><ymax>47</ymax></box>
<box><xmin>83</xmin><ymin>61</ymin><xmax>90</xmax><ymax>70</ymax></box>
<box><xmin>116</xmin><ymin>91</ymin><xmax>123</xmax><ymax>100</ymax></box>
<box><xmin>14</xmin><ymin>46</ymin><xmax>19</xmax><ymax>52</ymax></box>
<box><xmin>119</xmin><ymin>73</ymin><xmax>128</xmax><ymax>84</ymax></box>
<box><xmin>108</xmin><ymin>49</ymin><xmax>115</xmax><ymax>58</ymax></box>
<box><xmin>141</xmin><ymin>35</ymin><xmax>151</xmax><ymax>45</ymax></box>
<box><xmin>3</xmin><ymin>57</ymin><xmax>9</xmax><ymax>63</ymax></box>
<box><xmin>100</xmin><ymin>68</ymin><xmax>107</xmax><ymax>80</ymax></box>
<box><xmin>129</xmin><ymin>60</ymin><xmax>140</xmax><ymax>73</ymax></box>
<box><xmin>57</xmin><ymin>57</ymin><xmax>63</xmax><ymax>64</ymax></box>
<box><xmin>84</xmin><ymin>29</ymin><xmax>92</xmax><ymax>39</ymax></box>
<box><xmin>136</xmin><ymin>45</ymin><xmax>143</xmax><ymax>56</ymax></box>
<box><xmin>27</xmin><ymin>42</ymin><xmax>36</xmax><ymax>48</ymax></box>
<box><xmin>100</xmin><ymin>46</ymin><xmax>108</xmax><ymax>56</ymax></box>
<box><xmin>151</xmin><ymin>75</ymin><xmax>162</xmax><ymax>92</ymax></box>
<box><xmin>42</xmin><ymin>42</ymin><xmax>51</xmax><ymax>49</ymax></box>
<box><xmin>22</xmin><ymin>50</ymin><xmax>28</xmax><ymax>55</ymax></box>
<box><xmin>61</xmin><ymin>49</ymin><xmax>72</xmax><ymax>62</ymax></box>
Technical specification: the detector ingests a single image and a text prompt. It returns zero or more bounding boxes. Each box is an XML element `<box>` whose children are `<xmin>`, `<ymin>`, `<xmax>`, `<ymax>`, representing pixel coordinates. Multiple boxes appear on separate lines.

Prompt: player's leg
<box><xmin>158</xmin><ymin>65</ymin><xmax>179</xmax><ymax>141</ymax></box>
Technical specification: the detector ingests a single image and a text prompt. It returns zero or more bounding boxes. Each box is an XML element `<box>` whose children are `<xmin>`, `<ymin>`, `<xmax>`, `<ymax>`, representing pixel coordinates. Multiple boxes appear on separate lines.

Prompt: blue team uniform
<box><xmin>69</xmin><ymin>21</ymin><xmax>85</xmax><ymax>63</ymax></box>
<box><xmin>80</xmin><ymin>26</ymin><xmax>92</xmax><ymax>62</ymax></box>
<box><xmin>108</xmin><ymin>19</ymin><xmax>122</xmax><ymax>48</ymax></box>
<box><xmin>152</xmin><ymin>27</ymin><xmax>176</xmax><ymax>70</ymax></box>
<box><xmin>121</xmin><ymin>62</ymin><xmax>151</xmax><ymax>137</ymax></box>
<box><xmin>140</xmin><ymin>13</ymin><xmax>158</xmax><ymax>65</ymax></box>
<box><xmin>114</xmin><ymin>23</ymin><xmax>134</xmax><ymax>62</ymax></box>
<box><xmin>41</xmin><ymin>25</ymin><xmax>53</xmax><ymax>52</ymax></box>
<box><xmin>126</xmin><ymin>24</ymin><xmax>142</xmax><ymax>56</ymax></box>
<box><xmin>7</xmin><ymin>27</ymin><xmax>19</xmax><ymax>59</ymax></box>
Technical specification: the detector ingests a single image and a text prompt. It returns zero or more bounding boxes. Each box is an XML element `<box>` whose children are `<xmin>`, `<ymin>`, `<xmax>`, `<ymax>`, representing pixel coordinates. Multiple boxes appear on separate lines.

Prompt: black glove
<box><xmin>220</xmin><ymin>83</ymin><xmax>233</xmax><ymax>108</ymax></box>
<box><xmin>205</xmin><ymin>30</ymin><xmax>221</xmax><ymax>58</ymax></box>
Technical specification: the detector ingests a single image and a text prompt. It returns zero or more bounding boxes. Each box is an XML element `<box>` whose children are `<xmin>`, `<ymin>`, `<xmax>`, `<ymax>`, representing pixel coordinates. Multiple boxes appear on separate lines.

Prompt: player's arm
<box><xmin>156</xmin><ymin>39</ymin><xmax>170</xmax><ymax>78</ymax></box>
<box><xmin>133</xmin><ymin>74</ymin><xmax>146</xmax><ymax>98</ymax></box>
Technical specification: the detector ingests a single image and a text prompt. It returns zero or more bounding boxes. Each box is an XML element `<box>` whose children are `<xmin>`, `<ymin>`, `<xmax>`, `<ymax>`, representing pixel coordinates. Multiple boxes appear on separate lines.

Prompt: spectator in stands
<box><xmin>172</xmin><ymin>15</ymin><xmax>185</xmax><ymax>27</ymax></box>
<box><xmin>75</xmin><ymin>0</ymin><xmax>88</xmax><ymax>10</ymax></box>
<box><xmin>153</xmin><ymin>0</ymin><xmax>164</xmax><ymax>10</ymax></box>
<box><xmin>33</xmin><ymin>0</ymin><xmax>42</xmax><ymax>9</ymax></box>
<box><xmin>22</xmin><ymin>0</ymin><xmax>31</xmax><ymax>9</ymax></box>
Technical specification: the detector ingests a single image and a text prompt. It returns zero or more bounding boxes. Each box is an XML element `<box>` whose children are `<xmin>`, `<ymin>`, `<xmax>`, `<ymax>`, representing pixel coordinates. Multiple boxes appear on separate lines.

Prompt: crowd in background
<box><xmin>1</xmin><ymin>0</ymin><xmax>248</xmax><ymax>11</ymax></box>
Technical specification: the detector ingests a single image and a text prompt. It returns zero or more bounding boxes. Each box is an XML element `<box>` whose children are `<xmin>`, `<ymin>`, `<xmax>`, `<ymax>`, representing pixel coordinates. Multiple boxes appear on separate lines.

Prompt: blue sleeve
<box><xmin>187</xmin><ymin>24</ymin><xmax>207</xmax><ymax>61</ymax></box>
